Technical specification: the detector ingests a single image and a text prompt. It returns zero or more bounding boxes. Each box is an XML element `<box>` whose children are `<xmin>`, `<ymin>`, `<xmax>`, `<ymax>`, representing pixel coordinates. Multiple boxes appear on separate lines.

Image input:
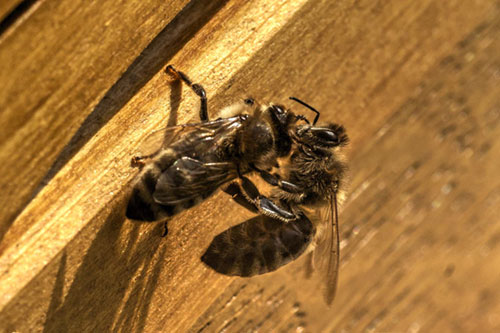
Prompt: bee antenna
<box><xmin>289</xmin><ymin>97</ymin><xmax>320</xmax><ymax>125</ymax></box>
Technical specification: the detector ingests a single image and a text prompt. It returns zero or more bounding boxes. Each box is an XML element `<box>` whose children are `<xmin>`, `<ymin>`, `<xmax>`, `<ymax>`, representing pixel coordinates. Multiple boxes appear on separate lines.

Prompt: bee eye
<box><xmin>272</xmin><ymin>105</ymin><xmax>284</xmax><ymax>114</ymax></box>
<box><xmin>311</xmin><ymin>128</ymin><xmax>339</xmax><ymax>145</ymax></box>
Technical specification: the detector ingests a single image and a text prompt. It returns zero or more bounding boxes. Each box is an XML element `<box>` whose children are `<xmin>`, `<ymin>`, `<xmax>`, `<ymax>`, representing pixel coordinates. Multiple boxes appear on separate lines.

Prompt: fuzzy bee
<box><xmin>127</xmin><ymin>65</ymin><xmax>304</xmax><ymax>223</ymax></box>
<box><xmin>126</xmin><ymin>65</ymin><xmax>348</xmax><ymax>304</ymax></box>
<box><xmin>201</xmin><ymin>104</ymin><xmax>348</xmax><ymax>305</ymax></box>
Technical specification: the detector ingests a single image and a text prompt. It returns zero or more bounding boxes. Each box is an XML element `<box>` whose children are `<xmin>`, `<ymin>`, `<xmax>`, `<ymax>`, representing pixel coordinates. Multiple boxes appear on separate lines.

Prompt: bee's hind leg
<box><xmin>166</xmin><ymin>65</ymin><xmax>208</xmax><ymax>122</ymax></box>
<box><xmin>131</xmin><ymin>150</ymin><xmax>161</xmax><ymax>168</ymax></box>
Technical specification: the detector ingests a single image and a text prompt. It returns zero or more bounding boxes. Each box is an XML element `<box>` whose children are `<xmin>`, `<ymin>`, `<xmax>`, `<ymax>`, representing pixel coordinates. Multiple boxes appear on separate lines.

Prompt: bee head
<box><xmin>294</xmin><ymin>123</ymin><xmax>348</xmax><ymax>148</ymax></box>
<box><xmin>266</xmin><ymin>104</ymin><xmax>296</xmax><ymax>128</ymax></box>
<box><xmin>264</xmin><ymin>104</ymin><xmax>297</xmax><ymax>156</ymax></box>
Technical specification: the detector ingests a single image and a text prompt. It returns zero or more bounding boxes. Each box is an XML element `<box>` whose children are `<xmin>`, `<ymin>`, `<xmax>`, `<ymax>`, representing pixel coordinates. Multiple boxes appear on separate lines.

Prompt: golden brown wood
<box><xmin>0</xmin><ymin>0</ymin><xmax>205</xmax><ymax>238</ymax></box>
<box><xmin>1</xmin><ymin>0</ymin><xmax>499</xmax><ymax>332</ymax></box>
<box><xmin>0</xmin><ymin>0</ymin><xmax>23</xmax><ymax>22</ymax></box>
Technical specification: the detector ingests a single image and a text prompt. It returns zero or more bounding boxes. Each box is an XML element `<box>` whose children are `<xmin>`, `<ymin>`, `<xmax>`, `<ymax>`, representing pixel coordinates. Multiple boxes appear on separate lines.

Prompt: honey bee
<box><xmin>201</xmin><ymin>105</ymin><xmax>348</xmax><ymax>305</ymax></box>
<box><xmin>126</xmin><ymin>66</ymin><xmax>348</xmax><ymax>304</ymax></box>
<box><xmin>126</xmin><ymin>65</ymin><xmax>302</xmax><ymax>224</ymax></box>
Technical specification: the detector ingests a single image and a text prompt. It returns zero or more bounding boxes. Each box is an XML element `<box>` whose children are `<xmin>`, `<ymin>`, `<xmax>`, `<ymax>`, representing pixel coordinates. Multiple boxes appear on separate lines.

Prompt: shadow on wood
<box><xmin>1</xmin><ymin>0</ymin><xmax>499</xmax><ymax>332</ymax></box>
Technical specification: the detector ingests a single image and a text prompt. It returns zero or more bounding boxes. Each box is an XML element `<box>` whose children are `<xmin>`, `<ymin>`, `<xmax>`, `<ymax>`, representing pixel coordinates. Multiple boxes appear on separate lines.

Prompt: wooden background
<box><xmin>1</xmin><ymin>0</ymin><xmax>499</xmax><ymax>332</ymax></box>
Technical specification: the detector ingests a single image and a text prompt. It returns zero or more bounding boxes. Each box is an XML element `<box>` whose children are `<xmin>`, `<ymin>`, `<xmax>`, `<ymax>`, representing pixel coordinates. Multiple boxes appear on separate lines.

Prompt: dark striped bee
<box><xmin>126</xmin><ymin>65</ymin><xmax>348</xmax><ymax>305</ymax></box>
<box><xmin>201</xmin><ymin>105</ymin><xmax>348</xmax><ymax>305</ymax></box>
<box><xmin>126</xmin><ymin>65</ymin><xmax>301</xmax><ymax>223</ymax></box>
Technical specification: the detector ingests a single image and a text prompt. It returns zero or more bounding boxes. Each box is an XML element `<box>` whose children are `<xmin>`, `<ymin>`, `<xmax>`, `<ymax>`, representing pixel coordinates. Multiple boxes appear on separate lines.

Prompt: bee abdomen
<box><xmin>126</xmin><ymin>165</ymin><xmax>172</xmax><ymax>221</ymax></box>
<box><xmin>126</xmin><ymin>187</ymin><xmax>157</xmax><ymax>221</ymax></box>
<box><xmin>201</xmin><ymin>214</ymin><xmax>314</xmax><ymax>277</ymax></box>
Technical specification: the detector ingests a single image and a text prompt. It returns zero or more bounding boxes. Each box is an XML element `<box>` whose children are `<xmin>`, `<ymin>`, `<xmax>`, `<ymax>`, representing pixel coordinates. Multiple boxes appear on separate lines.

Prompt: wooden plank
<box><xmin>0</xmin><ymin>0</ymin><xmax>216</xmax><ymax>236</ymax></box>
<box><xmin>1</xmin><ymin>0</ymin><xmax>499</xmax><ymax>332</ymax></box>
<box><xmin>0</xmin><ymin>0</ymin><xmax>23</xmax><ymax>22</ymax></box>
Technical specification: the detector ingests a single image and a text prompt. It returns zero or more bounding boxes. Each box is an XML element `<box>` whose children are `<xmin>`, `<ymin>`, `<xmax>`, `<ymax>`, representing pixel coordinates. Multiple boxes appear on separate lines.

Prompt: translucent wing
<box><xmin>135</xmin><ymin>126</ymin><xmax>176</xmax><ymax>157</ymax></box>
<box><xmin>201</xmin><ymin>212</ymin><xmax>314</xmax><ymax>277</ymax></box>
<box><xmin>149</xmin><ymin>116</ymin><xmax>246</xmax><ymax>205</ymax></box>
<box><xmin>135</xmin><ymin>123</ymin><xmax>194</xmax><ymax>157</ymax></box>
<box><xmin>312</xmin><ymin>193</ymin><xmax>340</xmax><ymax>305</ymax></box>
<box><xmin>136</xmin><ymin>116</ymin><xmax>243</xmax><ymax>157</ymax></box>
<box><xmin>153</xmin><ymin>157</ymin><xmax>237</xmax><ymax>205</ymax></box>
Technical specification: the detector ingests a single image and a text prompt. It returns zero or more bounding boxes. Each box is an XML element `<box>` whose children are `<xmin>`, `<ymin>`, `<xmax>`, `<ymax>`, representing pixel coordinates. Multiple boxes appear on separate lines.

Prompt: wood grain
<box><xmin>0</xmin><ymin>0</ymin><xmax>208</xmax><ymax>237</ymax></box>
<box><xmin>1</xmin><ymin>0</ymin><xmax>499</xmax><ymax>332</ymax></box>
<box><xmin>0</xmin><ymin>0</ymin><xmax>23</xmax><ymax>23</ymax></box>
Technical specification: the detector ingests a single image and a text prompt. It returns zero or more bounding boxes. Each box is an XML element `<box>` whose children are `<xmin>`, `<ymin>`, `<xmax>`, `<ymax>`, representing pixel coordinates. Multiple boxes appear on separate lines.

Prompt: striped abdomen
<box><xmin>201</xmin><ymin>213</ymin><xmax>315</xmax><ymax>276</ymax></box>
<box><xmin>126</xmin><ymin>150</ymin><xmax>226</xmax><ymax>221</ymax></box>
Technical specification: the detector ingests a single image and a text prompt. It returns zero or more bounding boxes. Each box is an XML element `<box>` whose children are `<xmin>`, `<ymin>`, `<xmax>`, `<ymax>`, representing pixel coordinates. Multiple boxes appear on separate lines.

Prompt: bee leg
<box><xmin>239</xmin><ymin>176</ymin><xmax>297</xmax><ymax>222</ymax></box>
<box><xmin>223</xmin><ymin>182</ymin><xmax>258</xmax><ymax>213</ymax></box>
<box><xmin>131</xmin><ymin>150</ymin><xmax>161</xmax><ymax>168</ymax></box>
<box><xmin>131</xmin><ymin>156</ymin><xmax>147</xmax><ymax>168</ymax></box>
<box><xmin>258</xmin><ymin>197</ymin><xmax>297</xmax><ymax>222</ymax></box>
<box><xmin>166</xmin><ymin>65</ymin><xmax>208</xmax><ymax>122</ymax></box>
<box><xmin>289</xmin><ymin>96</ymin><xmax>321</xmax><ymax>125</ymax></box>
<box><xmin>251</xmin><ymin>165</ymin><xmax>303</xmax><ymax>194</ymax></box>
<box><xmin>295</xmin><ymin>114</ymin><xmax>310</xmax><ymax>124</ymax></box>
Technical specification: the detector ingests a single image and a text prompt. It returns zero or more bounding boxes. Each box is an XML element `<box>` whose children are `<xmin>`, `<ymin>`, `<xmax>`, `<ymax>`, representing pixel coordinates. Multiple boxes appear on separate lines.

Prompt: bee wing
<box><xmin>153</xmin><ymin>157</ymin><xmax>238</xmax><ymax>205</ymax></box>
<box><xmin>202</xmin><ymin>212</ymin><xmax>314</xmax><ymax>277</ymax></box>
<box><xmin>312</xmin><ymin>193</ymin><xmax>340</xmax><ymax>305</ymax></box>
<box><xmin>144</xmin><ymin>116</ymin><xmax>246</xmax><ymax>206</ymax></box>
<box><xmin>136</xmin><ymin>125</ymin><xmax>186</xmax><ymax>157</ymax></box>
<box><xmin>136</xmin><ymin>116</ymin><xmax>243</xmax><ymax>157</ymax></box>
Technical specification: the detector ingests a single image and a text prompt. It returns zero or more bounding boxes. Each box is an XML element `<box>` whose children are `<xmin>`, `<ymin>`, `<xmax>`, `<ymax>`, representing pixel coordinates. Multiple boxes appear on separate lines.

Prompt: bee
<box><xmin>127</xmin><ymin>65</ymin><xmax>302</xmax><ymax>225</ymax></box>
<box><xmin>201</xmin><ymin>101</ymin><xmax>348</xmax><ymax>305</ymax></box>
<box><xmin>126</xmin><ymin>66</ymin><xmax>348</xmax><ymax>304</ymax></box>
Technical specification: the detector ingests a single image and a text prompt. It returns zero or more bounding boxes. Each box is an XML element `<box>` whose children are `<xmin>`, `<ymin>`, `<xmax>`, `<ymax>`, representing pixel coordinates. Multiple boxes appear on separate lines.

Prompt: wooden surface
<box><xmin>0</xmin><ymin>0</ymin><xmax>23</xmax><ymax>23</ymax></box>
<box><xmin>0</xmin><ymin>0</ymin><xmax>499</xmax><ymax>332</ymax></box>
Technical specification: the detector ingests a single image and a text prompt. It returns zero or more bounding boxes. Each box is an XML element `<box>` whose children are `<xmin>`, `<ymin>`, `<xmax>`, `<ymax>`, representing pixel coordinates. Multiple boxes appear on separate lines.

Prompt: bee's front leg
<box><xmin>237</xmin><ymin>176</ymin><xmax>297</xmax><ymax>223</ymax></box>
<box><xmin>223</xmin><ymin>182</ymin><xmax>259</xmax><ymax>213</ymax></box>
<box><xmin>251</xmin><ymin>165</ymin><xmax>303</xmax><ymax>194</ymax></box>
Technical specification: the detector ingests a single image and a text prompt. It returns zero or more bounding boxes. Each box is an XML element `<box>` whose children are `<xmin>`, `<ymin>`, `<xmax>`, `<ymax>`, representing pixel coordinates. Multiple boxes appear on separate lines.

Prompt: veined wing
<box><xmin>312</xmin><ymin>193</ymin><xmax>340</xmax><ymax>305</ymax></box>
<box><xmin>201</xmin><ymin>212</ymin><xmax>314</xmax><ymax>277</ymax></box>
<box><xmin>153</xmin><ymin>157</ymin><xmax>238</xmax><ymax>205</ymax></box>
<box><xmin>136</xmin><ymin>116</ymin><xmax>244</xmax><ymax>157</ymax></box>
